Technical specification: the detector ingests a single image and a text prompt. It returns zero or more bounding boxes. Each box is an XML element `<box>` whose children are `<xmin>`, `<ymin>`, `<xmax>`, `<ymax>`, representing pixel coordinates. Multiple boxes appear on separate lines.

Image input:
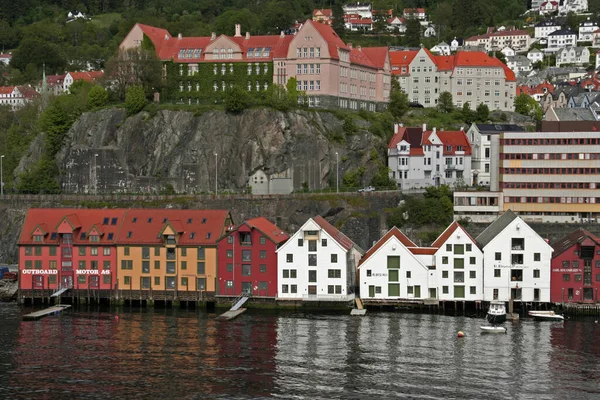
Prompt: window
<box><xmin>442</xmin><ymin>256</ymin><xmax>448</xmax><ymax>264</ymax></box>
<box><xmin>242</xmin><ymin>264</ymin><xmax>251</xmax><ymax>276</ymax></box>
<box><xmin>442</xmin><ymin>286</ymin><xmax>449</xmax><ymax>294</ymax></box>
<box><xmin>197</xmin><ymin>262</ymin><xmax>205</xmax><ymax>275</ymax></box>
<box><xmin>367</xmin><ymin>270</ymin><xmax>372</xmax><ymax>277</ymax></box>
<box><xmin>494</xmin><ymin>269</ymin><xmax>501</xmax><ymax>277</ymax></box>
<box><xmin>181</xmin><ymin>248</ymin><xmax>187</xmax><ymax>257</ymax></box>
<box><xmin>575</xmin><ymin>274</ymin><xmax>582</xmax><ymax>282</ymax></box>
<box><xmin>470</xmin><ymin>286</ymin><xmax>476</xmax><ymax>295</ymax></box>
<box><xmin>283</xmin><ymin>269</ymin><xmax>289</xmax><ymax>278</ymax></box>
<box><xmin>511</xmin><ymin>238</ymin><xmax>525</xmax><ymax>251</ymax></box>
<box><xmin>495</xmin><ymin>252</ymin><xmax>501</xmax><ymax>261</ymax></box>
<box><xmin>103</xmin><ymin>247</ymin><xmax>111</xmax><ymax>256</ymax></box>
<box><xmin>282</xmin><ymin>284</ymin><xmax>289</xmax><ymax>293</ymax></box>
<box><xmin>533</xmin><ymin>269</ymin><xmax>540</xmax><ymax>278</ymax></box>
<box><xmin>454</xmin><ymin>245</ymin><xmax>464</xmax><ymax>255</ymax></box>
<box><xmin>142</xmin><ymin>247</ymin><xmax>150</xmax><ymax>259</ymax></box>
<box><xmin>102</xmin><ymin>261</ymin><xmax>110</xmax><ymax>270</ymax></box>
<box><xmin>331</xmin><ymin>254</ymin><xmax>338</xmax><ymax>263</ymax></box>
<box><xmin>466</xmin><ymin>244</ymin><xmax>472</xmax><ymax>252</ymax></box>
<box><xmin>242</xmin><ymin>250</ymin><xmax>251</xmax><ymax>262</ymax></box>
<box><xmin>454</xmin><ymin>271</ymin><xmax>464</xmax><ymax>283</ymax></box>
<box><xmin>308</xmin><ymin>240</ymin><xmax>317</xmax><ymax>252</ymax></box>
<box><xmin>563</xmin><ymin>274</ymin><xmax>570</xmax><ymax>282</ymax></box>
<box><xmin>308</xmin><ymin>254</ymin><xmax>317</xmax><ymax>266</ymax></box>
<box><xmin>442</xmin><ymin>271</ymin><xmax>449</xmax><ymax>278</ymax></box>
<box><xmin>124</xmin><ymin>247</ymin><xmax>130</xmax><ymax>256</ymax></box>
<box><xmin>227</xmin><ymin>250</ymin><xmax>233</xmax><ymax>258</ymax></box>
<box><xmin>166</xmin><ymin>277</ymin><xmax>176</xmax><ymax>289</ymax></box>
<box><xmin>328</xmin><ymin>269</ymin><xmax>341</xmax><ymax>278</ymax></box>
<box><xmin>197</xmin><ymin>248</ymin><xmax>205</xmax><ymax>260</ymax></box>
<box><xmin>469</xmin><ymin>257</ymin><xmax>476</xmax><ymax>265</ymax></box>
<box><xmin>260</xmin><ymin>264</ymin><xmax>266</xmax><ymax>273</ymax></box>
<box><xmin>167</xmin><ymin>262</ymin><xmax>175</xmax><ymax>274</ymax></box>
<box><xmin>406</xmin><ymin>271</ymin><xmax>411</xmax><ymax>278</ymax></box>
<box><xmin>454</xmin><ymin>258</ymin><xmax>464</xmax><ymax>269</ymax></box>
<box><xmin>260</xmin><ymin>250</ymin><xmax>266</xmax><ymax>259</ymax></box>
<box><xmin>534</xmin><ymin>253</ymin><xmax>540</xmax><ymax>262</ymax></box>
<box><xmin>154</xmin><ymin>261</ymin><xmax>160</xmax><ymax>270</ymax></box>
<box><xmin>308</xmin><ymin>270</ymin><xmax>317</xmax><ymax>282</ymax></box>
<box><xmin>49</xmin><ymin>247</ymin><xmax>57</xmax><ymax>256</ymax></box>
<box><xmin>446</xmin><ymin>244</ymin><xmax>452</xmax><ymax>252</ymax></box>
<box><xmin>291</xmin><ymin>284</ymin><xmax>297</xmax><ymax>293</ymax></box>
<box><xmin>142</xmin><ymin>261</ymin><xmax>150</xmax><ymax>273</ymax></box>
<box><xmin>79</xmin><ymin>247</ymin><xmax>86</xmax><ymax>256</ymax></box>
<box><xmin>298</xmin><ymin>238</ymin><xmax>304</xmax><ymax>247</ymax></box>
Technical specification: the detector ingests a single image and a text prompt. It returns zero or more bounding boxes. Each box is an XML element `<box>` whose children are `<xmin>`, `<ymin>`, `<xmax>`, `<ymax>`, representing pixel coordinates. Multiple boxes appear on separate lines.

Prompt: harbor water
<box><xmin>1</xmin><ymin>303</ymin><xmax>599</xmax><ymax>399</ymax></box>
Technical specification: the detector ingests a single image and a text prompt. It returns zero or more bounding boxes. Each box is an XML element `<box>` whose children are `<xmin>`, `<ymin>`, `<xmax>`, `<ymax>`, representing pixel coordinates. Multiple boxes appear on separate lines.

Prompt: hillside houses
<box><xmin>556</xmin><ymin>46</ymin><xmax>590</xmax><ymax>66</ymax></box>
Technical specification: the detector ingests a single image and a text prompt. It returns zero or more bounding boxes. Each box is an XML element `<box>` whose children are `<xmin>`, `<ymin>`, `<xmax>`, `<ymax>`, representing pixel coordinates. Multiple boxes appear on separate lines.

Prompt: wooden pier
<box><xmin>217</xmin><ymin>308</ymin><xmax>247</xmax><ymax>321</ymax></box>
<box><xmin>23</xmin><ymin>305</ymin><xmax>71</xmax><ymax>321</ymax></box>
<box><xmin>351</xmin><ymin>298</ymin><xmax>367</xmax><ymax>316</ymax></box>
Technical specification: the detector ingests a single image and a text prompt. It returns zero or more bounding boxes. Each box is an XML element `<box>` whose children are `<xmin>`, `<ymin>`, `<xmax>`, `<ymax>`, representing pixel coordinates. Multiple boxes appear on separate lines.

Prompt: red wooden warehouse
<box><xmin>551</xmin><ymin>228</ymin><xmax>600</xmax><ymax>303</ymax></box>
<box><xmin>18</xmin><ymin>209</ymin><xmax>126</xmax><ymax>301</ymax></box>
<box><xmin>217</xmin><ymin>217</ymin><xmax>288</xmax><ymax>297</ymax></box>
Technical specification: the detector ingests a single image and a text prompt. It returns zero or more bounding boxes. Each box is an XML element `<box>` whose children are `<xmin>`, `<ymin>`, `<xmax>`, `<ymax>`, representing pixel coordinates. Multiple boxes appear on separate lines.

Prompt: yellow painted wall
<box><xmin>116</xmin><ymin>245</ymin><xmax>217</xmax><ymax>292</ymax></box>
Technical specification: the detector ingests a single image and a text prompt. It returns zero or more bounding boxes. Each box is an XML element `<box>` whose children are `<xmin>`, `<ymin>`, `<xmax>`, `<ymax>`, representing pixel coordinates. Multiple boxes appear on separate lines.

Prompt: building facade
<box><xmin>217</xmin><ymin>217</ymin><xmax>288</xmax><ymax>297</ymax></box>
<box><xmin>556</xmin><ymin>46</ymin><xmax>590</xmax><ymax>66</ymax></box>
<box><xmin>358</xmin><ymin>227</ymin><xmax>434</xmax><ymax>301</ymax></box>
<box><xmin>276</xmin><ymin>216</ymin><xmax>363</xmax><ymax>300</ymax></box>
<box><xmin>387</xmin><ymin>124</ymin><xmax>472</xmax><ymax>189</ymax></box>
<box><xmin>390</xmin><ymin>49</ymin><xmax>517</xmax><ymax>111</ymax></box>
<box><xmin>115</xmin><ymin>210</ymin><xmax>232</xmax><ymax>299</ymax></box>
<box><xmin>432</xmin><ymin>222</ymin><xmax>484</xmax><ymax>301</ymax></box>
<box><xmin>534</xmin><ymin>20</ymin><xmax>562</xmax><ymax>43</ymax></box>
<box><xmin>477</xmin><ymin>211</ymin><xmax>553</xmax><ymax>303</ymax></box>
<box><xmin>18</xmin><ymin>209</ymin><xmax>127</xmax><ymax>301</ymax></box>
<box><xmin>120</xmin><ymin>20</ymin><xmax>391</xmax><ymax>111</ymax></box>
<box><xmin>465</xmin><ymin>29</ymin><xmax>532</xmax><ymax>52</ymax></box>
<box><xmin>551</xmin><ymin>229</ymin><xmax>600</xmax><ymax>303</ymax></box>
<box><xmin>547</xmin><ymin>29</ymin><xmax>578</xmax><ymax>51</ymax></box>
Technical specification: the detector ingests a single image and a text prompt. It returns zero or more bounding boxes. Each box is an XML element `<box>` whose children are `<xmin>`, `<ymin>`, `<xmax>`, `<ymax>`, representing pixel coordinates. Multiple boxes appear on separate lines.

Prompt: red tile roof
<box><xmin>350</xmin><ymin>46</ymin><xmax>388</xmax><ymax>68</ymax></box>
<box><xmin>309</xmin><ymin>19</ymin><xmax>349</xmax><ymax>59</ymax></box>
<box><xmin>45</xmin><ymin>74</ymin><xmax>65</xmax><ymax>85</ymax></box>
<box><xmin>313</xmin><ymin>9</ymin><xmax>333</xmax><ymax>17</ymax></box>
<box><xmin>389</xmin><ymin>50</ymin><xmax>418</xmax><ymax>75</ymax></box>
<box><xmin>67</xmin><ymin>71</ymin><xmax>104</xmax><ymax>82</ymax></box>
<box><xmin>429</xmin><ymin>129</ymin><xmax>472</xmax><ymax>155</ymax></box>
<box><xmin>118</xmin><ymin>209</ymin><xmax>231</xmax><ymax>246</ymax></box>
<box><xmin>17</xmin><ymin>86</ymin><xmax>40</xmax><ymax>99</ymax></box>
<box><xmin>19</xmin><ymin>209</ymin><xmax>128</xmax><ymax>245</ymax></box>
<box><xmin>243</xmin><ymin>217</ymin><xmax>289</xmax><ymax>245</ymax></box>
<box><xmin>408</xmin><ymin>247</ymin><xmax>437</xmax><ymax>255</ymax></box>
<box><xmin>358</xmin><ymin>226</ymin><xmax>416</xmax><ymax>266</ymax></box>
<box><xmin>0</xmin><ymin>86</ymin><xmax>17</xmax><ymax>95</ymax></box>
<box><xmin>388</xmin><ymin>126</ymin><xmax>423</xmax><ymax>149</ymax></box>
<box><xmin>389</xmin><ymin>127</ymin><xmax>472</xmax><ymax>155</ymax></box>
<box><xmin>552</xmin><ymin>228</ymin><xmax>600</xmax><ymax>258</ymax></box>
<box><xmin>431</xmin><ymin>221</ymin><xmax>477</xmax><ymax>248</ymax></box>
<box><xmin>313</xmin><ymin>215</ymin><xmax>357</xmax><ymax>252</ymax></box>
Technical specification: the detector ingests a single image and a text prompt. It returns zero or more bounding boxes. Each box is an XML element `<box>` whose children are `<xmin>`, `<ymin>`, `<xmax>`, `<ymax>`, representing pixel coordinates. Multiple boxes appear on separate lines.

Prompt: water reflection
<box><xmin>1</xmin><ymin>304</ymin><xmax>600</xmax><ymax>399</ymax></box>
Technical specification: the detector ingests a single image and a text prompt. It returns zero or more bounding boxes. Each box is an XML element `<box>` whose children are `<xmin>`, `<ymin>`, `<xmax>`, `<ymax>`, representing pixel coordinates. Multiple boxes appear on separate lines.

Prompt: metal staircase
<box><xmin>230</xmin><ymin>292</ymin><xmax>249</xmax><ymax>311</ymax></box>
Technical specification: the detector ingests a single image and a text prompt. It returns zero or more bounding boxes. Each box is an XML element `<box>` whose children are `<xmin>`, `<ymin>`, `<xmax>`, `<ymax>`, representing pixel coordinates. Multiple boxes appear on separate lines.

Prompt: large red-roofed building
<box><xmin>389</xmin><ymin>48</ymin><xmax>516</xmax><ymax>111</ymax></box>
<box><xmin>119</xmin><ymin>19</ymin><xmax>391</xmax><ymax>111</ymax></box>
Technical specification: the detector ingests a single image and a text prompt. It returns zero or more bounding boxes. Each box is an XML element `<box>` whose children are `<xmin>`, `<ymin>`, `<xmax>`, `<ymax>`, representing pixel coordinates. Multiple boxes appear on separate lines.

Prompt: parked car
<box><xmin>358</xmin><ymin>186</ymin><xmax>375</xmax><ymax>192</ymax></box>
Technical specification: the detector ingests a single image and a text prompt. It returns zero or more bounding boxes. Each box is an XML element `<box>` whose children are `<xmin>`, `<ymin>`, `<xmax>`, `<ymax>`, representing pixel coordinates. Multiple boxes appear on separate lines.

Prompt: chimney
<box><xmin>422</xmin><ymin>123</ymin><xmax>427</xmax><ymax>132</ymax></box>
<box><xmin>177</xmin><ymin>33</ymin><xmax>182</xmax><ymax>40</ymax></box>
<box><xmin>211</xmin><ymin>32</ymin><xmax>216</xmax><ymax>40</ymax></box>
<box><xmin>348</xmin><ymin>43</ymin><xmax>353</xmax><ymax>49</ymax></box>
<box><xmin>394</xmin><ymin>123</ymin><xmax>399</xmax><ymax>134</ymax></box>
<box><xmin>357</xmin><ymin>45</ymin><xmax>362</xmax><ymax>51</ymax></box>
<box><xmin>234</xmin><ymin>24</ymin><xmax>242</xmax><ymax>37</ymax></box>
<box><xmin>246</xmin><ymin>32</ymin><xmax>250</xmax><ymax>39</ymax></box>
<box><xmin>164</xmin><ymin>34</ymin><xmax>169</xmax><ymax>40</ymax></box>
<box><xmin>280</xmin><ymin>31</ymin><xmax>285</xmax><ymax>38</ymax></box>
<box><xmin>432</xmin><ymin>127</ymin><xmax>436</xmax><ymax>135</ymax></box>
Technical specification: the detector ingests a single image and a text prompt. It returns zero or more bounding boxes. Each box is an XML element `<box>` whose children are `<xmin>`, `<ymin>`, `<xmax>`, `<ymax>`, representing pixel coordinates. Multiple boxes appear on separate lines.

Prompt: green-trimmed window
<box><xmin>387</xmin><ymin>256</ymin><xmax>400</xmax><ymax>269</ymax></box>
<box><xmin>454</xmin><ymin>258</ymin><xmax>464</xmax><ymax>269</ymax></box>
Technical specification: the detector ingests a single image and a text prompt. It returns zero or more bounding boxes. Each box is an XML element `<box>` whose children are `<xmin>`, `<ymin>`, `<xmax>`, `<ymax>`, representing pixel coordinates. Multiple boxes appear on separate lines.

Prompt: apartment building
<box><xmin>120</xmin><ymin>20</ymin><xmax>391</xmax><ymax>111</ymax></box>
<box><xmin>547</xmin><ymin>29</ymin><xmax>578</xmax><ymax>51</ymax></box>
<box><xmin>492</xmin><ymin>130</ymin><xmax>600</xmax><ymax>222</ymax></box>
<box><xmin>556</xmin><ymin>46</ymin><xmax>590</xmax><ymax>66</ymax></box>
<box><xmin>390</xmin><ymin>49</ymin><xmax>516</xmax><ymax>111</ymax></box>
<box><xmin>465</xmin><ymin>29</ymin><xmax>532</xmax><ymax>52</ymax></box>
<box><xmin>534</xmin><ymin>20</ymin><xmax>561</xmax><ymax>43</ymax></box>
<box><xmin>387</xmin><ymin>124</ymin><xmax>472</xmax><ymax>189</ymax></box>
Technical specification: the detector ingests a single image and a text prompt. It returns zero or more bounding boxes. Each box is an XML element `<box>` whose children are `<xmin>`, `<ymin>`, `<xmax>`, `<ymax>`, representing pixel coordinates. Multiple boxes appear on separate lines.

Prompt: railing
<box><xmin>302</xmin><ymin>294</ymin><xmax>355</xmax><ymax>301</ymax></box>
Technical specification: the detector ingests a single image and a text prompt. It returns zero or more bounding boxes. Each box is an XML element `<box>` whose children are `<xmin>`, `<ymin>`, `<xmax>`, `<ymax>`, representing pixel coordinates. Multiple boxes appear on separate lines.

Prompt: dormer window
<box><xmin>89</xmin><ymin>235</ymin><xmax>99</xmax><ymax>243</ymax></box>
<box><xmin>80</xmin><ymin>233</ymin><xmax>87</xmax><ymax>240</ymax></box>
<box><xmin>446</xmin><ymin>145</ymin><xmax>452</xmax><ymax>152</ymax></box>
<box><xmin>187</xmin><ymin>218</ymin><xmax>193</xmax><ymax>223</ymax></box>
<box><xmin>102</xmin><ymin>217</ymin><xmax>109</xmax><ymax>225</ymax></box>
<box><xmin>400</xmin><ymin>145</ymin><xmax>408</xmax><ymax>151</ymax></box>
<box><xmin>165</xmin><ymin>235</ymin><xmax>176</xmax><ymax>245</ymax></box>
<box><xmin>33</xmin><ymin>234</ymin><xmax>43</xmax><ymax>243</ymax></box>
<box><xmin>147</xmin><ymin>217</ymin><xmax>153</xmax><ymax>223</ymax></box>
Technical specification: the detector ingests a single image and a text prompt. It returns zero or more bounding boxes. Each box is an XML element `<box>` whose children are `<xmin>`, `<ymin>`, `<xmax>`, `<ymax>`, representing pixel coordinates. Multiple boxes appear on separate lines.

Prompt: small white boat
<box><xmin>480</xmin><ymin>325</ymin><xmax>507</xmax><ymax>334</ymax></box>
<box><xmin>528</xmin><ymin>311</ymin><xmax>565</xmax><ymax>321</ymax></box>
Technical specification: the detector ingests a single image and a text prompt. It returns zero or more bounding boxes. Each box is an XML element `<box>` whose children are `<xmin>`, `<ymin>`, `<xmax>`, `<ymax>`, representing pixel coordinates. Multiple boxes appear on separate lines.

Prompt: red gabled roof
<box><xmin>358</xmin><ymin>226</ymin><xmax>416</xmax><ymax>266</ymax></box>
<box><xmin>552</xmin><ymin>228</ymin><xmax>600</xmax><ymax>258</ymax></box>
<box><xmin>389</xmin><ymin>50</ymin><xmax>418</xmax><ymax>75</ymax></box>
<box><xmin>45</xmin><ymin>74</ymin><xmax>65</xmax><ymax>85</ymax></box>
<box><xmin>138</xmin><ymin>23</ymin><xmax>172</xmax><ymax>55</ymax></box>
<box><xmin>434</xmin><ymin>55</ymin><xmax>455</xmax><ymax>71</ymax></box>
<box><xmin>430</xmin><ymin>129</ymin><xmax>472</xmax><ymax>155</ymax></box>
<box><xmin>19</xmin><ymin>209</ymin><xmax>128</xmax><ymax>246</ymax></box>
<box><xmin>244</xmin><ymin>217</ymin><xmax>289</xmax><ymax>245</ymax></box>
<box><xmin>408</xmin><ymin>247</ymin><xmax>437</xmax><ymax>255</ymax></box>
<box><xmin>431</xmin><ymin>221</ymin><xmax>477</xmax><ymax>248</ymax></box>
<box><xmin>313</xmin><ymin>215</ymin><xmax>356</xmax><ymax>252</ymax></box>
<box><xmin>17</xmin><ymin>86</ymin><xmax>40</xmax><ymax>99</ymax></box>
<box><xmin>117</xmin><ymin>209</ymin><xmax>230</xmax><ymax>246</ymax></box>
<box><xmin>350</xmin><ymin>46</ymin><xmax>388</xmax><ymax>69</ymax></box>
<box><xmin>0</xmin><ymin>86</ymin><xmax>17</xmax><ymax>95</ymax></box>
<box><xmin>67</xmin><ymin>71</ymin><xmax>104</xmax><ymax>82</ymax></box>
<box><xmin>309</xmin><ymin>19</ymin><xmax>349</xmax><ymax>59</ymax></box>
<box><xmin>313</xmin><ymin>9</ymin><xmax>333</xmax><ymax>17</ymax></box>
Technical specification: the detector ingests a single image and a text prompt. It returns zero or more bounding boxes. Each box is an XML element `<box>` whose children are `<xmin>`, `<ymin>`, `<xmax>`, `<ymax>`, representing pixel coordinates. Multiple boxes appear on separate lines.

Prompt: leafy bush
<box><xmin>88</xmin><ymin>86</ymin><xmax>109</xmax><ymax>109</ymax></box>
<box><xmin>124</xmin><ymin>85</ymin><xmax>147</xmax><ymax>115</ymax></box>
<box><xmin>224</xmin><ymin>85</ymin><xmax>250</xmax><ymax>113</ymax></box>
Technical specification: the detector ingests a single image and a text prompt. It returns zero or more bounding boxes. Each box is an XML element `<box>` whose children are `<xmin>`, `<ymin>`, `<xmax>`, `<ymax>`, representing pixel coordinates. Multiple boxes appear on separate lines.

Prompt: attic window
<box><xmin>127</xmin><ymin>231</ymin><xmax>132</xmax><ymax>238</ymax></box>
<box><xmin>187</xmin><ymin>218</ymin><xmax>193</xmax><ymax>224</ymax></box>
<box><xmin>206</xmin><ymin>232</ymin><xmax>212</xmax><ymax>239</ymax></box>
<box><xmin>148</xmin><ymin>218</ymin><xmax>153</xmax><ymax>223</ymax></box>
<box><xmin>446</xmin><ymin>145</ymin><xmax>452</xmax><ymax>152</ymax></box>
<box><xmin>50</xmin><ymin>232</ymin><xmax>57</xmax><ymax>240</ymax></box>
<box><xmin>102</xmin><ymin>217</ymin><xmax>109</xmax><ymax>225</ymax></box>
<box><xmin>89</xmin><ymin>235</ymin><xmax>99</xmax><ymax>243</ymax></box>
<box><xmin>190</xmin><ymin>232</ymin><xmax>195</xmax><ymax>239</ymax></box>
<box><xmin>163</xmin><ymin>218</ymin><xmax>168</xmax><ymax>223</ymax></box>
<box><xmin>33</xmin><ymin>234</ymin><xmax>43</xmax><ymax>242</ymax></box>
<box><xmin>107</xmin><ymin>233</ymin><xmax>114</xmax><ymax>240</ymax></box>
<box><xmin>133</xmin><ymin>217</ymin><xmax>137</xmax><ymax>223</ymax></box>
<box><xmin>80</xmin><ymin>233</ymin><xmax>87</xmax><ymax>240</ymax></box>
<box><xmin>111</xmin><ymin>218</ymin><xmax>117</xmax><ymax>225</ymax></box>
<box><xmin>202</xmin><ymin>218</ymin><xmax>207</xmax><ymax>224</ymax></box>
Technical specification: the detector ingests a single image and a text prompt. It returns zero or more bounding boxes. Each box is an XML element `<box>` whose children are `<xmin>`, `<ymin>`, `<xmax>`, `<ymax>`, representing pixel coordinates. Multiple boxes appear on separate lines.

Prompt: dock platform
<box><xmin>351</xmin><ymin>298</ymin><xmax>367</xmax><ymax>316</ymax></box>
<box><xmin>23</xmin><ymin>305</ymin><xmax>71</xmax><ymax>321</ymax></box>
<box><xmin>217</xmin><ymin>308</ymin><xmax>247</xmax><ymax>321</ymax></box>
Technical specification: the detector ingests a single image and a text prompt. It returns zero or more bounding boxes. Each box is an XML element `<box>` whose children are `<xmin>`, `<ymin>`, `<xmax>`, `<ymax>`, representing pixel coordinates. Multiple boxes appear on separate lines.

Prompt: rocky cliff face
<box><xmin>16</xmin><ymin>108</ymin><xmax>385</xmax><ymax>194</ymax></box>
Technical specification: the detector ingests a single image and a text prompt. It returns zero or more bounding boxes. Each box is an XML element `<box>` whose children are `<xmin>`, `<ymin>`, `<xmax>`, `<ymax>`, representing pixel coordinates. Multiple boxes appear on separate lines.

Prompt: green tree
<box><xmin>10</xmin><ymin>38</ymin><xmax>66</xmax><ymax>75</ymax></box>
<box><xmin>405</xmin><ymin>18</ymin><xmax>421</xmax><ymax>48</ymax></box>
<box><xmin>104</xmin><ymin>47</ymin><xmax>162</xmax><ymax>100</ymax></box>
<box><xmin>461</xmin><ymin>102</ymin><xmax>475</xmax><ymax>124</ymax></box>
<box><xmin>265</xmin><ymin>84</ymin><xmax>292</xmax><ymax>111</ymax></box>
<box><xmin>331</xmin><ymin>1</ymin><xmax>345</xmax><ymax>38</ymax></box>
<box><xmin>514</xmin><ymin>93</ymin><xmax>542</xmax><ymax>121</ymax></box>
<box><xmin>476</xmin><ymin>103</ymin><xmax>490</xmax><ymax>122</ymax></box>
<box><xmin>388</xmin><ymin>79</ymin><xmax>409</xmax><ymax>120</ymax></box>
<box><xmin>370</xmin><ymin>166</ymin><xmax>396</xmax><ymax>189</ymax></box>
<box><xmin>88</xmin><ymin>86</ymin><xmax>109</xmax><ymax>108</ymax></box>
<box><xmin>438</xmin><ymin>91</ymin><xmax>453</xmax><ymax>113</ymax></box>
<box><xmin>224</xmin><ymin>85</ymin><xmax>250</xmax><ymax>113</ymax></box>
<box><xmin>124</xmin><ymin>85</ymin><xmax>147</xmax><ymax>115</ymax></box>
<box><xmin>213</xmin><ymin>9</ymin><xmax>261</xmax><ymax>36</ymax></box>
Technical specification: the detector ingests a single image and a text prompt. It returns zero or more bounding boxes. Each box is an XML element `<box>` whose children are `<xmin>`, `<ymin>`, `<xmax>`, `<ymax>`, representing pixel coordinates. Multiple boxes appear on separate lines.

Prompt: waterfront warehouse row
<box><xmin>17</xmin><ymin>208</ymin><xmax>600</xmax><ymax>304</ymax></box>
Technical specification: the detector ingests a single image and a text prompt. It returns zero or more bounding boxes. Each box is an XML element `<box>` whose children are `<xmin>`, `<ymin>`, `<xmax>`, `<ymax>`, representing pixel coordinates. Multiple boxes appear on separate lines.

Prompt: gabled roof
<box><xmin>431</xmin><ymin>221</ymin><xmax>477</xmax><ymax>248</ymax></box>
<box><xmin>476</xmin><ymin>210</ymin><xmax>518</xmax><ymax>248</ymax></box>
<box><xmin>474</xmin><ymin>123</ymin><xmax>525</xmax><ymax>133</ymax></box>
<box><xmin>313</xmin><ymin>9</ymin><xmax>332</xmax><ymax>17</ymax></box>
<box><xmin>117</xmin><ymin>209</ymin><xmax>230</xmax><ymax>246</ymax></box>
<box><xmin>351</xmin><ymin>46</ymin><xmax>388</xmax><ymax>68</ymax></box>
<box><xmin>358</xmin><ymin>226</ymin><xmax>421</xmax><ymax>267</ymax></box>
<box><xmin>548</xmin><ymin>29</ymin><xmax>577</xmax><ymax>36</ymax></box>
<box><xmin>388</xmin><ymin>126</ymin><xmax>424</xmax><ymax>149</ymax></box>
<box><xmin>552</xmin><ymin>228</ymin><xmax>600</xmax><ymax>258</ymax></box>
<box><xmin>313</xmin><ymin>215</ymin><xmax>359</xmax><ymax>252</ymax></box>
<box><xmin>389</xmin><ymin>50</ymin><xmax>418</xmax><ymax>74</ymax></box>
<box><xmin>0</xmin><ymin>86</ymin><xmax>17</xmax><ymax>95</ymax></box>
<box><xmin>309</xmin><ymin>19</ymin><xmax>349</xmax><ymax>59</ymax></box>
<box><xmin>243</xmin><ymin>217</ymin><xmax>289</xmax><ymax>245</ymax></box>
<box><xmin>535</xmin><ymin>20</ymin><xmax>561</xmax><ymax>27</ymax></box>
<box><xmin>19</xmin><ymin>209</ymin><xmax>127</xmax><ymax>246</ymax></box>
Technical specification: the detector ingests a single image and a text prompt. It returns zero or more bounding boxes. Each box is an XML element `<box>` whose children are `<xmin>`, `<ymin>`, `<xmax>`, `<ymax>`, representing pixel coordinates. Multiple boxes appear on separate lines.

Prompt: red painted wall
<box><xmin>217</xmin><ymin>226</ymin><xmax>279</xmax><ymax>297</ymax></box>
<box><xmin>551</xmin><ymin>245</ymin><xmax>600</xmax><ymax>303</ymax></box>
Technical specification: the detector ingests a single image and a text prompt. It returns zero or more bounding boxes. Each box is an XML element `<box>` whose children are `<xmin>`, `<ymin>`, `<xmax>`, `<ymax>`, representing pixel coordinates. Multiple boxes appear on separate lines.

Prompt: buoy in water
<box><xmin>457</xmin><ymin>331</ymin><xmax>465</xmax><ymax>338</ymax></box>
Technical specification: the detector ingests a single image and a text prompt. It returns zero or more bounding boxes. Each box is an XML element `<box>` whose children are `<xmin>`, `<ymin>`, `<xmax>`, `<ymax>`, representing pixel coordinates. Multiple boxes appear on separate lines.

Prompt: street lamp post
<box><xmin>214</xmin><ymin>153</ymin><xmax>218</xmax><ymax>195</ymax></box>
<box><xmin>94</xmin><ymin>154</ymin><xmax>99</xmax><ymax>195</ymax></box>
<box><xmin>335</xmin><ymin>152</ymin><xmax>339</xmax><ymax>193</ymax></box>
<box><xmin>0</xmin><ymin>155</ymin><xmax>4</xmax><ymax>196</ymax></box>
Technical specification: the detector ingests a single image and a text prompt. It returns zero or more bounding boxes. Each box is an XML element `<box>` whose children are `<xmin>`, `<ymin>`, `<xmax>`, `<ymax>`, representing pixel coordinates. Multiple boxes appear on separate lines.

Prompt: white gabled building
<box><xmin>358</xmin><ymin>227</ymin><xmax>435</xmax><ymax>301</ymax></box>
<box><xmin>276</xmin><ymin>215</ymin><xmax>363</xmax><ymax>300</ymax></box>
<box><xmin>556</xmin><ymin>46</ymin><xmax>590</xmax><ymax>66</ymax></box>
<box><xmin>534</xmin><ymin>20</ymin><xmax>561</xmax><ymax>43</ymax></box>
<box><xmin>578</xmin><ymin>18</ymin><xmax>598</xmax><ymax>42</ymax></box>
<box><xmin>476</xmin><ymin>210</ymin><xmax>553</xmax><ymax>303</ymax></box>
<box><xmin>431</xmin><ymin>221</ymin><xmax>484</xmax><ymax>301</ymax></box>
